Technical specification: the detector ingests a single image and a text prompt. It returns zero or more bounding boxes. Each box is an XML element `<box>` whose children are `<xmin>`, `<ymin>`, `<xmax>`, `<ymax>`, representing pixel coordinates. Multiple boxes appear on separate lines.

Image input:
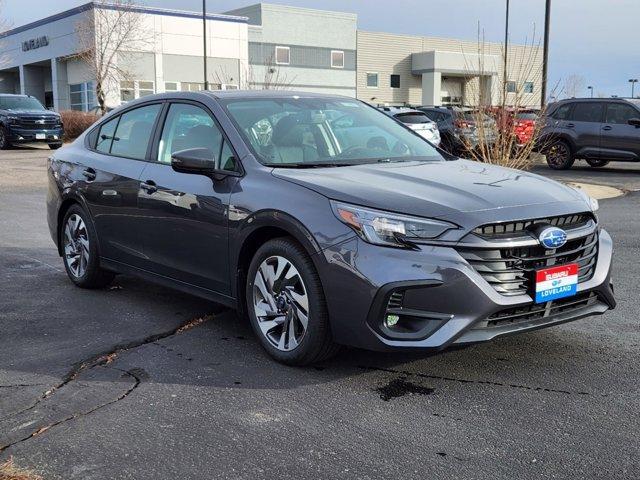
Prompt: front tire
<box><xmin>61</xmin><ymin>204</ymin><xmax>115</xmax><ymax>289</ymax></box>
<box><xmin>246</xmin><ymin>237</ymin><xmax>339</xmax><ymax>365</ymax></box>
<box><xmin>0</xmin><ymin>125</ymin><xmax>11</xmax><ymax>150</ymax></box>
<box><xmin>545</xmin><ymin>140</ymin><xmax>575</xmax><ymax>170</ymax></box>
<box><xmin>586</xmin><ymin>159</ymin><xmax>610</xmax><ymax>168</ymax></box>
<box><xmin>48</xmin><ymin>143</ymin><xmax>63</xmax><ymax>150</ymax></box>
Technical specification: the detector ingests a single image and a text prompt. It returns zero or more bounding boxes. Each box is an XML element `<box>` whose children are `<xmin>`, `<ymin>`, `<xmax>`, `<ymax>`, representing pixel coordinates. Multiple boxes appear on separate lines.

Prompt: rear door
<box><xmin>600</xmin><ymin>102</ymin><xmax>640</xmax><ymax>160</ymax></box>
<box><xmin>83</xmin><ymin>102</ymin><xmax>163</xmax><ymax>267</ymax></box>
<box><xmin>567</xmin><ymin>102</ymin><xmax>605</xmax><ymax>159</ymax></box>
<box><xmin>136</xmin><ymin>101</ymin><xmax>239</xmax><ymax>295</ymax></box>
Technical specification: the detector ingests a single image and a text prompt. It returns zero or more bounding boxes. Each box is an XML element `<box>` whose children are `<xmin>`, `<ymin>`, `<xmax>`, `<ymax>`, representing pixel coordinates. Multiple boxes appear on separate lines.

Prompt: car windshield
<box><xmin>394</xmin><ymin>112</ymin><xmax>431</xmax><ymax>124</ymax></box>
<box><xmin>221</xmin><ymin>97</ymin><xmax>443</xmax><ymax>167</ymax></box>
<box><xmin>0</xmin><ymin>96</ymin><xmax>46</xmax><ymax>111</ymax></box>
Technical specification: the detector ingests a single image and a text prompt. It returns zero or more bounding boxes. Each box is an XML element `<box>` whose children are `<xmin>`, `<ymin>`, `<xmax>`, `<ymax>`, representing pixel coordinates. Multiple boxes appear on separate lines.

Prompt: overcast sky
<box><xmin>2</xmin><ymin>0</ymin><xmax>638</xmax><ymax>98</ymax></box>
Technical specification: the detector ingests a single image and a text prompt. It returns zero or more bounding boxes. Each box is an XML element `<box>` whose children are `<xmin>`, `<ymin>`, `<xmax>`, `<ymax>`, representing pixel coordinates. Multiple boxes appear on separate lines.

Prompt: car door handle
<box><xmin>82</xmin><ymin>168</ymin><xmax>96</xmax><ymax>181</ymax></box>
<box><xmin>602</xmin><ymin>125</ymin><xmax>612</xmax><ymax>131</ymax></box>
<box><xmin>565</xmin><ymin>123</ymin><xmax>575</xmax><ymax>128</ymax></box>
<box><xmin>140</xmin><ymin>180</ymin><xmax>157</xmax><ymax>194</ymax></box>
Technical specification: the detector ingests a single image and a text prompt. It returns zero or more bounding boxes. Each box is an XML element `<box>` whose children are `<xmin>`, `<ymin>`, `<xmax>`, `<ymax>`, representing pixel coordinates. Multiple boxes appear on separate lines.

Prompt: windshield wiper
<box><xmin>266</xmin><ymin>161</ymin><xmax>357</xmax><ymax>168</ymax></box>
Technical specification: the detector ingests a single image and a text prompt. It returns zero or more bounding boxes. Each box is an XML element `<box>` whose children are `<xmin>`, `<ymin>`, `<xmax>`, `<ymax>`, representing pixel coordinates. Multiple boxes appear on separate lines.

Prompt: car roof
<box><xmin>0</xmin><ymin>94</ymin><xmax>32</xmax><ymax>98</ymax></box>
<box><xmin>204</xmin><ymin>89</ymin><xmax>352</xmax><ymax>100</ymax></box>
<box><xmin>378</xmin><ymin>106</ymin><xmax>430</xmax><ymax>116</ymax></box>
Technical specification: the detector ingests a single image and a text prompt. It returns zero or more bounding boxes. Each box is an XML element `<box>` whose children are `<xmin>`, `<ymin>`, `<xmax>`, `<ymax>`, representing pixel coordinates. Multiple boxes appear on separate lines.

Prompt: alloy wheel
<box><xmin>252</xmin><ymin>255</ymin><xmax>309</xmax><ymax>351</ymax></box>
<box><xmin>547</xmin><ymin>142</ymin><xmax>569</xmax><ymax>167</ymax></box>
<box><xmin>63</xmin><ymin>214</ymin><xmax>90</xmax><ymax>278</ymax></box>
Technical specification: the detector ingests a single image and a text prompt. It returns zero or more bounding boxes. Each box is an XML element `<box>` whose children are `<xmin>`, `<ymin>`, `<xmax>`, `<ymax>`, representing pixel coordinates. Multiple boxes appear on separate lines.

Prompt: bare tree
<box><xmin>75</xmin><ymin>0</ymin><xmax>152</xmax><ymax>114</ymax></box>
<box><xmin>0</xmin><ymin>1</ymin><xmax>12</xmax><ymax>68</ymax></box>
<box><xmin>215</xmin><ymin>55</ymin><xmax>295</xmax><ymax>91</ymax></box>
<box><xmin>562</xmin><ymin>74</ymin><xmax>586</xmax><ymax>99</ymax></box>
<box><xmin>460</xmin><ymin>26</ymin><xmax>558</xmax><ymax>170</ymax></box>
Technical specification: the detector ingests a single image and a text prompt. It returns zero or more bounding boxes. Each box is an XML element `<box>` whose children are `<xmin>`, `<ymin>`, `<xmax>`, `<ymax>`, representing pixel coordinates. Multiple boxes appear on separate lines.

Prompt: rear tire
<box><xmin>545</xmin><ymin>139</ymin><xmax>575</xmax><ymax>170</ymax></box>
<box><xmin>246</xmin><ymin>237</ymin><xmax>339</xmax><ymax>365</ymax></box>
<box><xmin>586</xmin><ymin>159</ymin><xmax>610</xmax><ymax>168</ymax></box>
<box><xmin>61</xmin><ymin>204</ymin><xmax>115</xmax><ymax>289</ymax></box>
<box><xmin>0</xmin><ymin>125</ymin><xmax>11</xmax><ymax>150</ymax></box>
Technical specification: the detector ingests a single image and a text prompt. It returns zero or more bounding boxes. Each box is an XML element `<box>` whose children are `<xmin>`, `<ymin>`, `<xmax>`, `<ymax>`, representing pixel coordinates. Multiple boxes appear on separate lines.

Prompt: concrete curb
<box><xmin>563</xmin><ymin>181</ymin><xmax>625</xmax><ymax>200</ymax></box>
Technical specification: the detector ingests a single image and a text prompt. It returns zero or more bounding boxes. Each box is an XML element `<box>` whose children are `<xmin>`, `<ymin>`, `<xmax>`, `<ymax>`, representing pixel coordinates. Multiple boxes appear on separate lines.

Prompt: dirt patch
<box><xmin>0</xmin><ymin>457</ymin><xmax>43</xmax><ymax>480</ymax></box>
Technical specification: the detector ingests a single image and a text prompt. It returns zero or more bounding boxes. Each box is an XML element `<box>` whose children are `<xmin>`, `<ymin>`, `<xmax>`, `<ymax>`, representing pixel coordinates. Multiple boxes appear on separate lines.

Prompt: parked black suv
<box><xmin>0</xmin><ymin>94</ymin><xmax>64</xmax><ymax>150</ymax></box>
<box><xmin>538</xmin><ymin>98</ymin><xmax>640</xmax><ymax>169</ymax></box>
<box><xmin>418</xmin><ymin>106</ymin><xmax>497</xmax><ymax>155</ymax></box>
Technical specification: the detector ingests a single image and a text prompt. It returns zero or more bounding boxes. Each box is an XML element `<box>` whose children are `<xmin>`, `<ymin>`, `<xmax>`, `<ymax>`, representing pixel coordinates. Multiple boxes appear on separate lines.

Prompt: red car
<box><xmin>491</xmin><ymin>108</ymin><xmax>539</xmax><ymax>146</ymax></box>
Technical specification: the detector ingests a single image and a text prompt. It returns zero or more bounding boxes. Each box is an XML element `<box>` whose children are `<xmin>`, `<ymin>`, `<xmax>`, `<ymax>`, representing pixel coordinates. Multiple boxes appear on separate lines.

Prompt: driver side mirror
<box><xmin>627</xmin><ymin>118</ymin><xmax>640</xmax><ymax>128</ymax></box>
<box><xmin>171</xmin><ymin>148</ymin><xmax>240</xmax><ymax>178</ymax></box>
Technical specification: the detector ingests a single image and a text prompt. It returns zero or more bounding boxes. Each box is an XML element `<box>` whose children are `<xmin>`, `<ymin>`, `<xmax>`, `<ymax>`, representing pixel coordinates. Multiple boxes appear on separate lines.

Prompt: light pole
<box><xmin>202</xmin><ymin>0</ymin><xmax>208</xmax><ymax>90</ymax></box>
<box><xmin>541</xmin><ymin>0</ymin><xmax>551</xmax><ymax>107</ymax></box>
<box><xmin>629</xmin><ymin>79</ymin><xmax>638</xmax><ymax>98</ymax></box>
<box><xmin>503</xmin><ymin>0</ymin><xmax>510</xmax><ymax>106</ymax></box>
<box><xmin>587</xmin><ymin>86</ymin><xmax>593</xmax><ymax>98</ymax></box>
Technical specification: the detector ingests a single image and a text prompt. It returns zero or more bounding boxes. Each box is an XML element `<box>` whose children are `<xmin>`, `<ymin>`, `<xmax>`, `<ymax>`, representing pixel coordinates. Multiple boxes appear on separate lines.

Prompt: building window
<box><xmin>69</xmin><ymin>82</ymin><xmax>96</xmax><ymax>111</ymax></box>
<box><xmin>523</xmin><ymin>81</ymin><xmax>534</xmax><ymax>94</ymax></box>
<box><xmin>331</xmin><ymin>50</ymin><xmax>344</xmax><ymax>69</ymax></box>
<box><xmin>182</xmin><ymin>82</ymin><xmax>205</xmax><ymax>92</ymax></box>
<box><xmin>506</xmin><ymin>81</ymin><xmax>517</xmax><ymax>93</ymax></box>
<box><xmin>275</xmin><ymin>46</ymin><xmax>290</xmax><ymax>65</ymax></box>
<box><xmin>120</xmin><ymin>81</ymin><xmax>135</xmax><ymax>102</ymax></box>
<box><xmin>138</xmin><ymin>81</ymin><xmax>154</xmax><ymax>97</ymax></box>
<box><xmin>164</xmin><ymin>82</ymin><xmax>179</xmax><ymax>92</ymax></box>
<box><xmin>390</xmin><ymin>74</ymin><xmax>400</xmax><ymax>89</ymax></box>
<box><xmin>120</xmin><ymin>80</ymin><xmax>155</xmax><ymax>102</ymax></box>
<box><xmin>366</xmin><ymin>73</ymin><xmax>379</xmax><ymax>88</ymax></box>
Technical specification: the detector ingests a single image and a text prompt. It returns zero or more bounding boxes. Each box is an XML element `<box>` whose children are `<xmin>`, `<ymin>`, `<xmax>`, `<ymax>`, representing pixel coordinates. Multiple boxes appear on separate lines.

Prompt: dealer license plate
<box><xmin>35</xmin><ymin>133</ymin><xmax>46</xmax><ymax>140</ymax></box>
<box><xmin>535</xmin><ymin>264</ymin><xmax>578</xmax><ymax>303</ymax></box>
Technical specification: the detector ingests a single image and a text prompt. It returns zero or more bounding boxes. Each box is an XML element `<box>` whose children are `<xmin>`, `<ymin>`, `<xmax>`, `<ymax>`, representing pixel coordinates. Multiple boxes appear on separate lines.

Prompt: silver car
<box><xmin>379</xmin><ymin>107</ymin><xmax>441</xmax><ymax>146</ymax></box>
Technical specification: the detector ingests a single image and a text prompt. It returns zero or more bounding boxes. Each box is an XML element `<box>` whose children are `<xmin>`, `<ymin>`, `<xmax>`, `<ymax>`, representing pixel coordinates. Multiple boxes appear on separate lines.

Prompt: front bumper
<box><xmin>6</xmin><ymin>126</ymin><xmax>63</xmax><ymax>143</ymax></box>
<box><xmin>319</xmin><ymin>229</ymin><xmax>614</xmax><ymax>351</ymax></box>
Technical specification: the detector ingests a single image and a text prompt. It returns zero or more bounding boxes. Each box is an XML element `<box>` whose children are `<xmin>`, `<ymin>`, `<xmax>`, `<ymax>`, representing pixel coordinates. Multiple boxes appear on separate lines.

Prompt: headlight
<box><xmin>331</xmin><ymin>200</ymin><xmax>457</xmax><ymax>248</ymax></box>
<box><xmin>573</xmin><ymin>187</ymin><xmax>599</xmax><ymax>212</ymax></box>
<box><xmin>7</xmin><ymin>115</ymin><xmax>19</xmax><ymax>124</ymax></box>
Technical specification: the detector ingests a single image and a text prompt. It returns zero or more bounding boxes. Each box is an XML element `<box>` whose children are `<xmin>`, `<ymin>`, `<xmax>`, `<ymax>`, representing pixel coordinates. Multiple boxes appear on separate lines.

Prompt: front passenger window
<box><xmin>157</xmin><ymin>103</ymin><xmax>223</xmax><ymax>166</ymax></box>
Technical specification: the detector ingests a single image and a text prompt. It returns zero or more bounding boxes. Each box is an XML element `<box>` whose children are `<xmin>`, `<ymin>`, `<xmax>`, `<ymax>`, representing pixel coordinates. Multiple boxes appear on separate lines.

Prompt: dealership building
<box><xmin>0</xmin><ymin>2</ymin><xmax>541</xmax><ymax>111</ymax></box>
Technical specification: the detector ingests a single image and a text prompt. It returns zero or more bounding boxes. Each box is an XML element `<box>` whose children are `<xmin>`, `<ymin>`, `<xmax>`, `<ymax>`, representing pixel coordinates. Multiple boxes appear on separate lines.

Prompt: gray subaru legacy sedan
<box><xmin>46</xmin><ymin>91</ymin><xmax>615</xmax><ymax>365</ymax></box>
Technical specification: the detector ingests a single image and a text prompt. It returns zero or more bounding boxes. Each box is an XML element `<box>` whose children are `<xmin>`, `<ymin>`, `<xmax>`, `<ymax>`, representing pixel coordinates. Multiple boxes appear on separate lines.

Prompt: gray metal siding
<box><xmin>249</xmin><ymin>42</ymin><xmax>356</xmax><ymax>71</ymax></box>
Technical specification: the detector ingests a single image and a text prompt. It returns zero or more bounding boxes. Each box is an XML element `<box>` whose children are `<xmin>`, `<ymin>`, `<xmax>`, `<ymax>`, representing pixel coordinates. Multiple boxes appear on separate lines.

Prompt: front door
<box><xmin>600</xmin><ymin>102</ymin><xmax>640</xmax><ymax>160</ymax></box>
<box><xmin>137</xmin><ymin>101</ymin><xmax>238</xmax><ymax>295</ymax></box>
<box><xmin>83</xmin><ymin>102</ymin><xmax>163</xmax><ymax>267</ymax></box>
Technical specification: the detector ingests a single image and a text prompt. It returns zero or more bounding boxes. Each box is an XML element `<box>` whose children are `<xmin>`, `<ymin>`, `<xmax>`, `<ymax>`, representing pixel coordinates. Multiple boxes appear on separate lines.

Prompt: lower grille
<box><xmin>459</xmin><ymin>231</ymin><xmax>598</xmax><ymax>297</ymax></box>
<box><xmin>479</xmin><ymin>291</ymin><xmax>598</xmax><ymax>328</ymax></box>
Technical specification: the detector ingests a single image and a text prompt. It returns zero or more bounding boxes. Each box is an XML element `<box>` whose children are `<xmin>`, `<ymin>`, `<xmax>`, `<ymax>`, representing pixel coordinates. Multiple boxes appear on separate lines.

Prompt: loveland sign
<box><xmin>22</xmin><ymin>36</ymin><xmax>49</xmax><ymax>52</ymax></box>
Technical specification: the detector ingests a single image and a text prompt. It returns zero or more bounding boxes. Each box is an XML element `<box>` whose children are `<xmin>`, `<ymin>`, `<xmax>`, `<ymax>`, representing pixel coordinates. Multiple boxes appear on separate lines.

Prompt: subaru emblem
<box><xmin>538</xmin><ymin>227</ymin><xmax>567</xmax><ymax>249</ymax></box>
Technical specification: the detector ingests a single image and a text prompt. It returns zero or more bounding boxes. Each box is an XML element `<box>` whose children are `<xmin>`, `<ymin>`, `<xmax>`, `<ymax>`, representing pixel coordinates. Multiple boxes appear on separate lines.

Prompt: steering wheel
<box><xmin>337</xmin><ymin>145</ymin><xmax>371</xmax><ymax>159</ymax></box>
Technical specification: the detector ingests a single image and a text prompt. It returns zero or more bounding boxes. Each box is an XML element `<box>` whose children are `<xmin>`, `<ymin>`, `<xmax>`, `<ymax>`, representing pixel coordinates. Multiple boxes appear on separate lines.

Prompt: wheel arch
<box><xmin>55</xmin><ymin>193</ymin><xmax>96</xmax><ymax>256</ymax></box>
<box><xmin>231</xmin><ymin>210</ymin><xmax>323</xmax><ymax>314</ymax></box>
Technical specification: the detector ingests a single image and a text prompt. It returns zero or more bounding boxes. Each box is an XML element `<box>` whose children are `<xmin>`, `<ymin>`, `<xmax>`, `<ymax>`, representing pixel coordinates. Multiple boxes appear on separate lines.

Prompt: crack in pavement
<box><xmin>0</xmin><ymin>367</ymin><xmax>140</xmax><ymax>453</ymax></box>
<box><xmin>0</xmin><ymin>384</ymin><xmax>48</xmax><ymax>389</ymax></box>
<box><xmin>359</xmin><ymin>366</ymin><xmax>591</xmax><ymax>396</ymax></box>
<box><xmin>0</xmin><ymin>314</ymin><xmax>214</xmax><ymax>452</ymax></box>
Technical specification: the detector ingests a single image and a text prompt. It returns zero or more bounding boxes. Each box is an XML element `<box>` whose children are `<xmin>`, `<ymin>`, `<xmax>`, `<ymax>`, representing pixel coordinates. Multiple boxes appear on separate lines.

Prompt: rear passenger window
<box><xmin>109</xmin><ymin>104</ymin><xmax>162</xmax><ymax>160</ymax></box>
<box><xmin>96</xmin><ymin>116</ymin><xmax>119</xmax><ymax>154</ymax></box>
<box><xmin>605</xmin><ymin>103</ymin><xmax>639</xmax><ymax>124</ymax></box>
<box><xmin>571</xmin><ymin>103</ymin><xmax>604</xmax><ymax>123</ymax></box>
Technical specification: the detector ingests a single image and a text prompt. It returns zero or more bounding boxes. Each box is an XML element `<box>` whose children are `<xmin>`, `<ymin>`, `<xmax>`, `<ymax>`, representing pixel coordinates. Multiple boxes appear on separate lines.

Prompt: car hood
<box><xmin>272</xmin><ymin>159</ymin><xmax>588</xmax><ymax>223</ymax></box>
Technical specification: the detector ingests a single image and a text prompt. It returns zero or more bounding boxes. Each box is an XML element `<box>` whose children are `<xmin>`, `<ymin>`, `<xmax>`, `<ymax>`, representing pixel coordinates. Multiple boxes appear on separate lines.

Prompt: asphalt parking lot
<box><xmin>1</xmin><ymin>146</ymin><xmax>639</xmax><ymax>479</ymax></box>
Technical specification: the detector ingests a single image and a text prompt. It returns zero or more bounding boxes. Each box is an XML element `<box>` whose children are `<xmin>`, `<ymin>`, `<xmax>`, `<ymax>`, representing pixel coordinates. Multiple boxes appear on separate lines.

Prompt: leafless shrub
<box><xmin>562</xmin><ymin>74</ymin><xmax>586</xmax><ymax>99</ymax></box>
<box><xmin>59</xmin><ymin>110</ymin><xmax>99</xmax><ymax>141</ymax></box>
<box><xmin>459</xmin><ymin>27</ymin><xmax>557</xmax><ymax>170</ymax></box>
<box><xmin>75</xmin><ymin>0</ymin><xmax>153</xmax><ymax>114</ymax></box>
